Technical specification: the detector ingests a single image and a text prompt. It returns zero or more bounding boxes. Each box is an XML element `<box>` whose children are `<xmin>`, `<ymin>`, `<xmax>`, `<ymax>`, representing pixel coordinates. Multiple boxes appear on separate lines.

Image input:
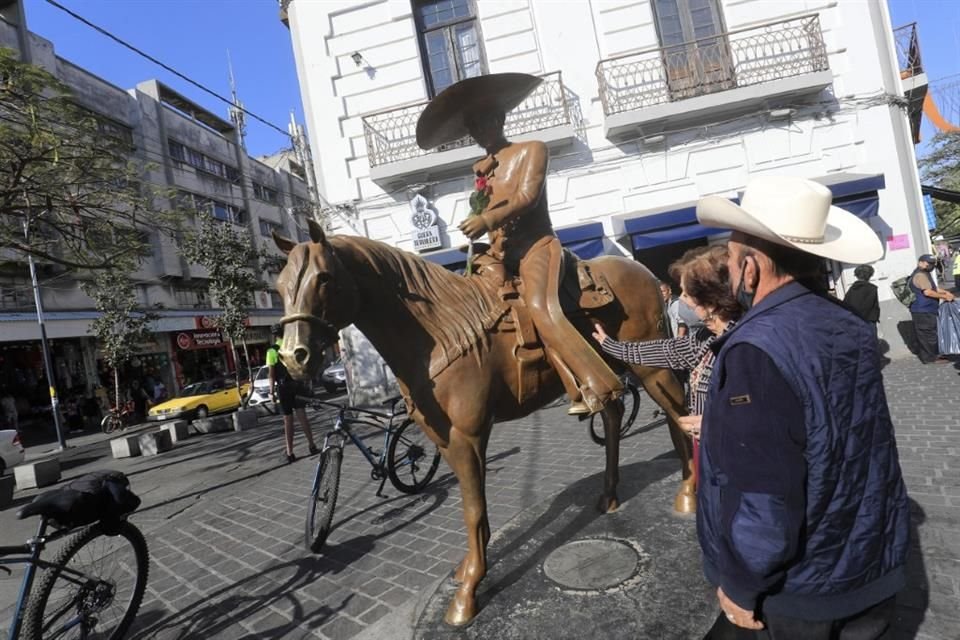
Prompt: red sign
<box><xmin>174</xmin><ymin>329</ymin><xmax>226</xmax><ymax>351</ymax></box>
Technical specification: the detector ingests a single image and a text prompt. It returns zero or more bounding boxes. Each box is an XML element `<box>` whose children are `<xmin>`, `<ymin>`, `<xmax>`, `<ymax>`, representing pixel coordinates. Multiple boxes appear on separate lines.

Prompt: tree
<box><xmin>180</xmin><ymin>215</ymin><xmax>268</xmax><ymax>407</ymax></box>
<box><xmin>919</xmin><ymin>131</ymin><xmax>960</xmax><ymax>235</ymax></box>
<box><xmin>81</xmin><ymin>258</ymin><xmax>156</xmax><ymax>415</ymax></box>
<box><xmin>0</xmin><ymin>48</ymin><xmax>176</xmax><ymax>268</ymax></box>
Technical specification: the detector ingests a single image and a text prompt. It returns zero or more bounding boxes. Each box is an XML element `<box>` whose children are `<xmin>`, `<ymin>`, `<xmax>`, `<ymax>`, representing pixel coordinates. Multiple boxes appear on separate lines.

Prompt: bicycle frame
<box><xmin>0</xmin><ymin>518</ymin><xmax>90</xmax><ymax>640</ymax></box>
<box><xmin>311</xmin><ymin>400</ymin><xmax>404</xmax><ymax>497</ymax></box>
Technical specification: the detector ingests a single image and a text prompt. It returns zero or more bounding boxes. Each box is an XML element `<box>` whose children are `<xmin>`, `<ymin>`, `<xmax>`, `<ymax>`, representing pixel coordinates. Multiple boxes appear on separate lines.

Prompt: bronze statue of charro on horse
<box><xmin>272</xmin><ymin>73</ymin><xmax>690</xmax><ymax>627</ymax></box>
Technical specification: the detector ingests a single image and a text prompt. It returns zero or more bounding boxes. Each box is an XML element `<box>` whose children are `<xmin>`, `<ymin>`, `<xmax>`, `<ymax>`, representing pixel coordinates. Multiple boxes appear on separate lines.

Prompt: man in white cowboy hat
<box><xmin>416</xmin><ymin>73</ymin><xmax>622</xmax><ymax>415</ymax></box>
<box><xmin>694</xmin><ymin>176</ymin><xmax>909</xmax><ymax>638</ymax></box>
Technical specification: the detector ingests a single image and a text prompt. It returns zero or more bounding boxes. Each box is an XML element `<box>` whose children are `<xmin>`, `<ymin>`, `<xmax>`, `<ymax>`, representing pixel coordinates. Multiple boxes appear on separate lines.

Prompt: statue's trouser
<box><xmin>518</xmin><ymin>236</ymin><xmax>623</xmax><ymax>413</ymax></box>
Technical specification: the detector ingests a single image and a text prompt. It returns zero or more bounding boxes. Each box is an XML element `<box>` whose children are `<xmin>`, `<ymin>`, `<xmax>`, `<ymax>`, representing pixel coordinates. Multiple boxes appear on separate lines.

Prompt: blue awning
<box><xmin>556</xmin><ymin>221</ymin><xmax>605</xmax><ymax>259</ymax></box>
<box><xmin>421</xmin><ymin>247</ymin><xmax>466</xmax><ymax>269</ymax></box>
<box><xmin>622</xmin><ymin>201</ymin><xmax>736</xmax><ymax>252</ymax></box>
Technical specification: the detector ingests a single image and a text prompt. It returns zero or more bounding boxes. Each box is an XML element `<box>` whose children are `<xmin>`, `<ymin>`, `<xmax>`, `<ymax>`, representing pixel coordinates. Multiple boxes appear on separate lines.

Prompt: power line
<box><xmin>43</xmin><ymin>0</ymin><xmax>291</xmax><ymax>138</ymax></box>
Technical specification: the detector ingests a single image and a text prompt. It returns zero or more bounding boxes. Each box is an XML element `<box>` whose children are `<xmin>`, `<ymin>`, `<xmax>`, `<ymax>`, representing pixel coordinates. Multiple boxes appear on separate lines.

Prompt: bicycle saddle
<box><xmin>381</xmin><ymin>395</ymin><xmax>406</xmax><ymax>414</ymax></box>
<box><xmin>18</xmin><ymin>470</ymin><xmax>141</xmax><ymax>528</ymax></box>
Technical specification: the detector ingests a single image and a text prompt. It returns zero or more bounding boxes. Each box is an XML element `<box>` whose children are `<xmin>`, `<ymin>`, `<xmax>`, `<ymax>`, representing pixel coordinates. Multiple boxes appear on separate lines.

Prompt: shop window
<box><xmin>414</xmin><ymin>0</ymin><xmax>487</xmax><ymax>97</ymax></box>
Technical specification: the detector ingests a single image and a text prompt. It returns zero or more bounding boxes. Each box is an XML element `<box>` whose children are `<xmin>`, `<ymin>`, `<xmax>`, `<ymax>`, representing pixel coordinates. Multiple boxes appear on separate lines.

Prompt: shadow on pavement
<box><xmin>130</xmin><ymin>557</ymin><xmax>353</xmax><ymax>639</ymax></box>
<box><xmin>894</xmin><ymin>499</ymin><xmax>929</xmax><ymax>639</ymax></box>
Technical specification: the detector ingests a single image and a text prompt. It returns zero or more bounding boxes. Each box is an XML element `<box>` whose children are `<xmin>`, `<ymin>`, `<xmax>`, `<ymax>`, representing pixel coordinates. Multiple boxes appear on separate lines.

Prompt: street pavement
<box><xmin>0</xmin><ymin>356</ymin><xmax>958</xmax><ymax>639</ymax></box>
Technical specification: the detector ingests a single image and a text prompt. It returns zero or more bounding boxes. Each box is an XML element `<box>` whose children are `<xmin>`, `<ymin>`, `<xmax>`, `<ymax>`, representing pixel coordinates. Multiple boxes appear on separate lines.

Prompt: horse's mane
<box><xmin>332</xmin><ymin>236</ymin><xmax>509</xmax><ymax>377</ymax></box>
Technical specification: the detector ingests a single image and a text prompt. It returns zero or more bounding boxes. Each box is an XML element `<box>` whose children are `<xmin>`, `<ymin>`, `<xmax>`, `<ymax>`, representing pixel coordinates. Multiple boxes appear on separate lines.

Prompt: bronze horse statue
<box><xmin>273</xmin><ymin>219</ymin><xmax>689</xmax><ymax>626</ymax></box>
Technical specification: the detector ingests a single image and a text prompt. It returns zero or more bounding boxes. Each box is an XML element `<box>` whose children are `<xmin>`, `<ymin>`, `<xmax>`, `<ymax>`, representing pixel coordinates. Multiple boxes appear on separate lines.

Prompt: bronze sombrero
<box><xmin>415</xmin><ymin>73</ymin><xmax>543</xmax><ymax>150</ymax></box>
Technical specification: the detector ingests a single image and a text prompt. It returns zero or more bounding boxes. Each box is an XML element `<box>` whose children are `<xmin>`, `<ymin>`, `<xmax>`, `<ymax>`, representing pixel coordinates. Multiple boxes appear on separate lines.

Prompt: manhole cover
<box><xmin>542</xmin><ymin>538</ymin><xmax>639</xmax><ymax>590</ymax></box>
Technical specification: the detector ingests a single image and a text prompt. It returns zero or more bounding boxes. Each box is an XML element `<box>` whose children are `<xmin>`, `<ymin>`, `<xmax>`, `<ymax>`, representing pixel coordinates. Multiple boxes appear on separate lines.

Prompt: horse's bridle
<box><xmin>279</xmin><ymin>313</ymin><xmax>341</xmax><ymax>349</ymax></box>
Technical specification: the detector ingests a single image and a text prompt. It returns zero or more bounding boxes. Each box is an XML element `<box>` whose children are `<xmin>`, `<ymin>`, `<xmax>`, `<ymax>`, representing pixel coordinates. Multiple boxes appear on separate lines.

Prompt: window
<box><xmin>651</xmin><ymin>0</ymin><xmax>733</xmax><ymax>100</ymax></box>
<box><xmin>293</xmin><ymin>196</ymin><xmax>310</xmax><ymax>214</ymax></box>
<box><xmin>174</xmin><ymin>287</ymin><xmax>209</xmax><ymax>308</ymax></box>
<box><xmin>253</xmin><ymin>182</ymin><xmax>279</xmax><ymax>204</ymax></box>
<box><xmin>177</xmin><ymin>190</ymin><xmax>245</xmax><ymax>224</ymax></box>
<box><xmin>96</xmin><ymin>118</ymin><xmax>134</xmax><ymax>147</ymax></box>
<box><xmin>259</xmin><ymin>219</ymin><xmax>280</xmax><ymax>238</ymax></box>
<box><xmin>414</xmin><ymin>0</ymin><xmax>486</xmax><ymax>97</ymax></box>
<box><xmin>167</xmin><ymin>138</ymin><xmax>240</xmax><ymax>183</ymax></box>
<box><xmin>0</xmin><ymin>275</ymin><xmax>35</xmax><ymax>310</ymax></box>
<box><xmin>269</xmin><ymin>291</ymin><xmax>283</xmax><ymax>308</ymax></box>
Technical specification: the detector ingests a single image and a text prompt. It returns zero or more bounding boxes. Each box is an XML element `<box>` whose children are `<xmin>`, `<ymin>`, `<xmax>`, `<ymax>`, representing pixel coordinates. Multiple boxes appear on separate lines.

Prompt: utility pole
<box><xmin>22</xmin><ymin>215</ymin><xmax>67</xmax><ymax>451</ymax></box>
<box><xmin>288</xmin><ymin>112</ymin><xmax>325</xmax><ymax>225</ymax></box>
<box><xmin>227</xmin><ymin>50</ymin><xmax>247</xmax><ymax>150</ymax></box>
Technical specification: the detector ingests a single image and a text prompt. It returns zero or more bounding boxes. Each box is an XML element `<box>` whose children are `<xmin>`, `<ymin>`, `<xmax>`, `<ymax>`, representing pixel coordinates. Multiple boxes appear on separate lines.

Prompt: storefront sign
<box><xmin>410</xmin><ymin>194</ymin><xmax>443</xmax><ymax>252</ymax></box>
<box><xmin>174</xmin><ymin>329</ymin><xmax>226</xmax><ymax>351</ymax></box>
<box><xmin>194</xmin><ymin>315</ymin><xmax>251</xmax><ymax>330</ymax></box>
<box><xmin>244</xmin><ymin>326</ymin><xmax>272</xmax><ymax>344</ymax></box>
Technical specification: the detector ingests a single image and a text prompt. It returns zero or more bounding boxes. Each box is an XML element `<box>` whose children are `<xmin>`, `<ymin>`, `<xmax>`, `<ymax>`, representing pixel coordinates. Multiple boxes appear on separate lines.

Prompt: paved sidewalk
<box><xmin>0</xmin><ymin>356</ymin><xmax>957</xmax><ymax>639</ymax></box>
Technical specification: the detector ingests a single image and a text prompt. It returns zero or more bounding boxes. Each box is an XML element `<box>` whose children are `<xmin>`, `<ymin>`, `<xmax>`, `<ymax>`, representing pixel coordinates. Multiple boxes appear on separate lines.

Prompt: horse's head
<box><xmin>272</xmin><ymin>219</ymin><xmax>359</xmax><ymax>381</ymax></box>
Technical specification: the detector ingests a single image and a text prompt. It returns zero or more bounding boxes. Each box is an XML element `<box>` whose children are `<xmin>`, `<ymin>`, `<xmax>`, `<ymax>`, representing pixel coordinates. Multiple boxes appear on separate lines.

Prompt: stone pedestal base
<box><xmin>138</xmin><ymin>430</ymin><xmax>173</xmax><ymax>456</ymax></box>
<box><xmin>14</xmin><ymin>458</ymin><xmax>61</xmax><ymax>490</ymax></box>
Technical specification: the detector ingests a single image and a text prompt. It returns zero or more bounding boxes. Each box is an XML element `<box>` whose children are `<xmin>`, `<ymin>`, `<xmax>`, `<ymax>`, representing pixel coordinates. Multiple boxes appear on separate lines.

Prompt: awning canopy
<box><xmin>922</xmin><ymin>184</ymin><xmax>960</xmax><ymax>204</ymax></box>
<box><xmin>556</xmin><ymin>221</ymin><xmax>605</xmax><ymax>259</ymax></box>
<box><xmin>620</xmin><ymin>173</ymin><xmax>887</xmax><ymax>252</ymax></box>
<box><xmin>420</xmin><ymin>220</ymin><xmax>607</xmax><ymax>270</ymax></box>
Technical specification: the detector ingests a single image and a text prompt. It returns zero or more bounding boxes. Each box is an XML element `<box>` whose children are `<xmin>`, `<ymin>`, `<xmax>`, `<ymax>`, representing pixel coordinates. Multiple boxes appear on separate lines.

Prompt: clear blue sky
<box><xmin>23</xmin><ymin>0</ymin><xmax>303</xmax><ymax>159</ymax></box>
<box><xmin>20</xmin><ymin>0</ymin><xmax>960</xmax><ymax>160</ymax></box>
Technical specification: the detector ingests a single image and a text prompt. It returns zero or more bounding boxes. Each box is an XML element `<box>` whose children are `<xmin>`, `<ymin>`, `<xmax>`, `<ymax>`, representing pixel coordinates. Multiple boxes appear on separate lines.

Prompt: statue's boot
<box><xmin>546</xmin><ymin>348</ymin><xmax>621</xmax><ymax>416</ymax></box>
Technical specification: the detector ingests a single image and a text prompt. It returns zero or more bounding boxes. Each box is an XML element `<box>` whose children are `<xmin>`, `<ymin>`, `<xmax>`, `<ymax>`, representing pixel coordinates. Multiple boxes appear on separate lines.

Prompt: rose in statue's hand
<box><xmin>459</xmin><ymin>215</ymin><xmax>489</xmax><ymax>240</ymax></box>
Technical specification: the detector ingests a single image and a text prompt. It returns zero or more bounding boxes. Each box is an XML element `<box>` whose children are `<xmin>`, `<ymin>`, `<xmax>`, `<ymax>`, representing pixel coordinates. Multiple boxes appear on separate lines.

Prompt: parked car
<box><xmin>0</xmin><ymin>429</ymin><xmax>24</xmax><ymax>475</ymax></box>
<box><xmin>246</xmin><ymin>366</ymin><xmax>273</xmax><ymax>408</ymax></box>
<box><xmin>320</xmin><ymin>359</ymin><xmax>346</xmax><ymax>393</ymax></box>
<box><xmin>147</xmin><ymin>377</ymin><xmax>251</xmax><ymax>421</ymax></box>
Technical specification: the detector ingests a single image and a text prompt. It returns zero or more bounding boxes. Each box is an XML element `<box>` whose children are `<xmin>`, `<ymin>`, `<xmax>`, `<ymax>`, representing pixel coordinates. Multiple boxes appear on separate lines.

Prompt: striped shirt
<box><xmin>601</xmin><ymin>322</ymin><xmax>735</xmax><ymax>415</ymax></box>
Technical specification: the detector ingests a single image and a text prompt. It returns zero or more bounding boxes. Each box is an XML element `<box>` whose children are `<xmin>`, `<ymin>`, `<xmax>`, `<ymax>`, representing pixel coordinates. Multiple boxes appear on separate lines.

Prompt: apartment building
<box><xmin>0</xmin><ymin>12</ymin><xmax>312</xmax><ymax>413</ymax></box>
<box><xmin>283</xmin><ymin>0</ymin><xmax>929</xmax><ymax>365</ymax></box>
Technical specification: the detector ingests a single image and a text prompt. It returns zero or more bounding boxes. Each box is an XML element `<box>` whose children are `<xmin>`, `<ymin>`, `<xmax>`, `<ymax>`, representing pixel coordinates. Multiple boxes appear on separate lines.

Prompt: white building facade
<box><xmin>285</xmin><ymin>0</ymin><xmax>927</xmax><ymax>357</ymax></box>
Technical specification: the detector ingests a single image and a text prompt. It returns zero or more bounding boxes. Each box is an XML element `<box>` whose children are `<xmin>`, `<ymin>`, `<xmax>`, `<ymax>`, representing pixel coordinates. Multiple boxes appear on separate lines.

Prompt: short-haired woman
<box><xmin>592</xmin><ymin>246</ymin><xmax>743</xmax><ymax>480</ymax></box>
<box><xmin>843</xmin><ymin>264</ymin><xmax>880</xmax><ymax>327</ymax></box>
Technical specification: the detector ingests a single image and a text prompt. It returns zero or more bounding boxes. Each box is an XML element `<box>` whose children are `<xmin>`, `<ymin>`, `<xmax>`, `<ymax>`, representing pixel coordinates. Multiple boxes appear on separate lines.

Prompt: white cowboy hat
<box><xmin>696</xmin><ymin>176</ymin><xmax>884</xmax><ymax>264</ymax></box>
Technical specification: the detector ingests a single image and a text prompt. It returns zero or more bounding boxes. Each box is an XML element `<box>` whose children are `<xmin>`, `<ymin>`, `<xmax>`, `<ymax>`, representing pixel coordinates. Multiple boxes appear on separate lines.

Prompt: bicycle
<box><xmin>100</xmin><ymin>401</ymin><xmax>135</xmax><ymax>435</ymax></box>
<box><xmin>1</xmin><ymin>475</ymin><xmax>149</xmax><ymax>640</ymax></box>
<box><xmin>304</xmin><ymin>395</ymin><xmax>442</xmax><ymax>553</ymax></box>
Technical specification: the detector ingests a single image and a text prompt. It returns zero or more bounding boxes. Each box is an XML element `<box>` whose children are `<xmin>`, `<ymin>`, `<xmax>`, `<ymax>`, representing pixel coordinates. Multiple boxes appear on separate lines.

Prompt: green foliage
<box><xmin>919</xmin><ymin>131</ymin><xmax>960</xmax><ymax>235</ymax></box>
<box><xmin>81</xmin><ymin>257</ymin><xmax>156</xmax><ymax>408</ymax></box>
<box><xmin>180</xmin><ymin>215</ymin><xmax>267</xmax><ymax>403</ymax></box>
<box><xmin>0</xmin><ymin>48</ymin><xmax>179</xmax><ymax>268</ymax></box>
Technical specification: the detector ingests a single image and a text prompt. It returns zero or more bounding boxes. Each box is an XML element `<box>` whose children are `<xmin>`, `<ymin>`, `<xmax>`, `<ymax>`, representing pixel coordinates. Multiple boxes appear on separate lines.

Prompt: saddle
<box><xmin>470</xmin><ymin>246</ymin><xmax>615</xmax><ymax>403</ymax></box>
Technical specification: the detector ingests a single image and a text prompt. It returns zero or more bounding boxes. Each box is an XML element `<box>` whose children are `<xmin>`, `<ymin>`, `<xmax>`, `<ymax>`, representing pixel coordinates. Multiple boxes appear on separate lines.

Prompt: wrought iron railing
<box><xmin>596</xmin><ymin>15</ymin><xmax>829</xmax><ymax>116</ymax></box>
<box><xmin>363</xmin><ymin>71</ymin><xmax>571</xmax><ymax>168</ymax></box>
<box><xmin>893</xmin><ymin>23</ymin><xmax>923</xmax><ymax>78</ymax></box>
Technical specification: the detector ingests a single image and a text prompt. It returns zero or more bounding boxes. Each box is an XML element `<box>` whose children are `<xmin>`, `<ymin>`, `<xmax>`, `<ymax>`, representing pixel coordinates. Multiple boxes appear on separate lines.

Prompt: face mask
<box><xmin>735</xmin><ymin>257</ymin><xmax>756</xmax><ymax>310</ymax></box>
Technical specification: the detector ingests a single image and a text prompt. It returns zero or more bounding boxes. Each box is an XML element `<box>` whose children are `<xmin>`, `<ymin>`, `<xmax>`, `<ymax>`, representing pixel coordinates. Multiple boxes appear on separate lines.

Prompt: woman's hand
<box><xmin>677</xmin><ymin>415</ymin><xmax>702</xmax><ymax>440</ymax></box>
<box><xmin>591</xmin><ymin>322</ymin><xmax>609</xmax><ymax>344</ymax></box>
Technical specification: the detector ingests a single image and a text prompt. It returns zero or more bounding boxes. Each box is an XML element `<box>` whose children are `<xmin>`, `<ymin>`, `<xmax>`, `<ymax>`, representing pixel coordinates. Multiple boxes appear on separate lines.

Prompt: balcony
<box><xmin>596</xmin><ymin>15</ymin><xmax>832</xmax><ymax>139</ymax></box>
<box><xmin>363</xmin><ymin>71</ymin><xmax>577</xmax><ymax>187</ymax></box>
<box><xmin>893</xmin><ymin>22</ymin><xmax>927</xmax><ymax>144</ymax></box>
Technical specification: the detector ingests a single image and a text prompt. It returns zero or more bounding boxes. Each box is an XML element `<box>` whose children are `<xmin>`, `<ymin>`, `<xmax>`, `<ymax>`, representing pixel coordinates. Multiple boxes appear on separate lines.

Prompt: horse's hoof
<box><xmin>597</xmin><ymin>494</ymin><xmax>619</xmax><ymax>513</ymax></box>
<box><xmin>674</xmin><ymin>491</ymin><xmax>696</xmax><ymax>514</ymax></box>
<box><xmin>444</xmin><ymin>594</ymin><xmax>477</xmax><ymax>627</ymax></box>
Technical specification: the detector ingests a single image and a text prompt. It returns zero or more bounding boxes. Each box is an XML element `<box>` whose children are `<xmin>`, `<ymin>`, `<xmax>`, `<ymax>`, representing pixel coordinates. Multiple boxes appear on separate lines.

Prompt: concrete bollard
<box><xmin>162</xmin><ymin>420</ymin><xmax>190</xmax><ymax>443</ymax></box>
<box><xmin>138</xmin><ymin>430</ymin><xmax>173</xmax><ymax>456</ymax></box>
<box><xmin>193</xmin><ymin>416</ymin><xmax>231</xmax><ymax>434</ymax></box>
<box><xmin>232</xmin><ymin>408</ymin><xmax>258</xmax><ymax>432</ymax></box>
<box><xmin>111</xmin><ymin>434</ymin><xmax>141</xmax><ymax>459</ymax></box>
<box><xmin>14</xmin><ymin>458</ymin><xmax>61</xmax><ymax>490</ymax></box>
<box><xmin>0</xmin><ymin>475</ymin><xmax>14</xmax><ymax>508</ymax></box>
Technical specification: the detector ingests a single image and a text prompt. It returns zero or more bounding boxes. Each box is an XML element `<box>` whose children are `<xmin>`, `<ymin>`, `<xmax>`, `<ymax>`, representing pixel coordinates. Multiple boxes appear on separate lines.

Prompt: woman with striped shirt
<box><xmin>592</xmin><ymin>246</ymin><xmax>742</xmax><ymax>447</ymax></box>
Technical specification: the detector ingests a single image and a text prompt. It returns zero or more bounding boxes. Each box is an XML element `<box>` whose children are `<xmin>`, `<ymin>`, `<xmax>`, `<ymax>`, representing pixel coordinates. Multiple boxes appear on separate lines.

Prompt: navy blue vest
<box><xmin>699</xmin><ymin>283</ymin><xmax>909</xmax><ymax>619</ymax></box>
<box><xmin>909</xmin><ymin>268</ymin><xmax>939</xmax><ymax>313</ymax></box>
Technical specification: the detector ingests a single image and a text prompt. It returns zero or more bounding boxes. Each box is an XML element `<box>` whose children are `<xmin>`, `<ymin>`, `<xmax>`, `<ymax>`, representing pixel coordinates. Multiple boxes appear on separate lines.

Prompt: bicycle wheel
<box><xmin>100</xmin><ymin>414</ymin><xmax>118</xmax><ymax>435</ymax></box>
<box><xmin>588</xmin><ymin>384</ymin><xmax>641</xmax><ymax>446</ymax></box>
<box><xmin>387</xmin><ymin>419</ymin><xmax>441</xmax><ymax>494</ymax></box>
<box><xmin>305</xmin><ymin>447</ymin><xmax>342</xmax><ymax>553</ymax></box>
<box><xmin>23</xmin><ymin>520</ymin><xmax>149</xmax><ymax>640</ymax></box>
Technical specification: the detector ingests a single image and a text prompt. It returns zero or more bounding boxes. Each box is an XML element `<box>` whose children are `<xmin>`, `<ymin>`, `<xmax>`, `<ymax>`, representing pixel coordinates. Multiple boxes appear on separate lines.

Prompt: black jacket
<box><xmin>843</xmin><ymin>280</ymin><xmax>880</xmax><ymax>323</ymax></box>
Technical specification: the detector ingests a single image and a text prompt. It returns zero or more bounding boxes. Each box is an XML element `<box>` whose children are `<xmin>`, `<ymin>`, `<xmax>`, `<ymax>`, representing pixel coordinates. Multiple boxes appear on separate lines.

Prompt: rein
<box><xmin>279</xmin><ymin>313</ymin><xmax>340</xmax><ymax>347</ymax></box>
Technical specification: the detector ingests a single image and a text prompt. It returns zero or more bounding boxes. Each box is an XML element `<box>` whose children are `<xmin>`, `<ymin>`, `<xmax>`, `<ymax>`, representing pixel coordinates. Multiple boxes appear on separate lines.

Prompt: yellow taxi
<box><xmin>148</xmin><ymin>376</ymin><xmax>251</xmax><ymax>421</ymax></box>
